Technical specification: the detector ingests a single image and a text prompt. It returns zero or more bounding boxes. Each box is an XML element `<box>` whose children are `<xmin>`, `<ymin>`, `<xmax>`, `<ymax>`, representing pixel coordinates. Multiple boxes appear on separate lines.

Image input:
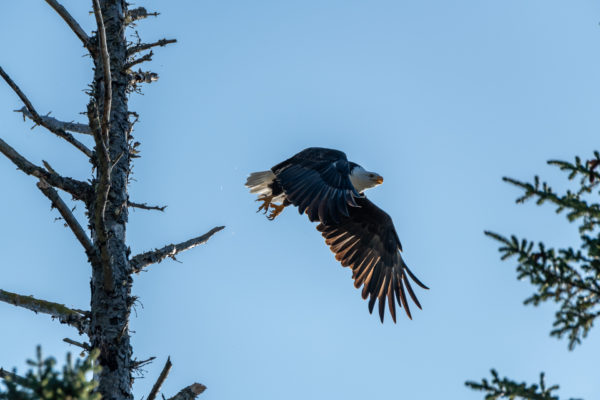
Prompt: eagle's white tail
<box><xmin>245</xmin><ymin>170</ymin><xmax>275</xmax><ymax>195</ymax></box>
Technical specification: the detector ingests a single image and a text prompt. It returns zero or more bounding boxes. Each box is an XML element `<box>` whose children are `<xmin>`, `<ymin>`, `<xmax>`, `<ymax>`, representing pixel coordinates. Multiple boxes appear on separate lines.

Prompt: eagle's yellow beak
<box><xmin>375</xmin><ymin>175</ymin><xmax>384</xmax><ymax>184</ymax></box>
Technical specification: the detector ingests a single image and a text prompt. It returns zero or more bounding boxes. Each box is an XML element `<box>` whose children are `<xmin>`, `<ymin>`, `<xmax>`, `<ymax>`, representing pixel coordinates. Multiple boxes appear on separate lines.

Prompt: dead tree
<box><xmin>0</xmin><ymin>1</ymin><xmax>221</xmax><ymax>399</ymax></box>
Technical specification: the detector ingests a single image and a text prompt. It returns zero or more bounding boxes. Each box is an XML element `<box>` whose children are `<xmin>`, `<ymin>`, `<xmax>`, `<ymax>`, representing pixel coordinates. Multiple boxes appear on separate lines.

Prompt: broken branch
<box><xmin>37</xmin><ymin>179</ymin><xmax>96</xmax><ymax>262</ymax></box>
<box><xmin>130</xmin><ymin>226</ymin><xmax>225</xmax><ymax>273</ymax></box>
<box><xmin>0</xmin><ymin>137</ymin><xmax>91</xmax><ymax>202</ymax></box>
<box><xmin>168</xmin><ymin>384</ymin><xmax>206</xmax><ymax>400</ymax></box>
<box><xmin>124</xmin><ymin>51</ymin><xmax>153</xmax><ymax>70</ymax></box>
<box><xmin>63</xmin><ymin>337</ymin><xmax>91</xmax><ymax>351</ymax></box>
<box><xmin>147</xmin><ymin>357</ymin><xmax>173</xmax><ymax>400</ymax></box>
<box><xmin>131</xmin><ymin>356</ymin><xmax>156</xmax><ymax>370</ymax></box>
<box><xmin>44</xmin><ymin>0</ymin><xmax>94</xmax><ymax>55</ymax></box>
<box><xmin>0</xmin><ymin>289</ymin><xmax>89</xmax><ymax>334</ymax></box>
<box><xmin>16</xmin><ymin>107</ymin><xmax>92</xmax><ymax>135</ymax></box>
<box><xmin>128</xmin><ymin>201</ymin><xmax>167</xmax><ymax>211</ymax></box>
<box><xmin>0</xmin><ymin>66</ymin><xmax>93</xmax><ymax>157</ymax></box>
<box><xmin>127</xmin><ymin>38</ymin><xmax>177</xmax><ymax>56</ymax></box>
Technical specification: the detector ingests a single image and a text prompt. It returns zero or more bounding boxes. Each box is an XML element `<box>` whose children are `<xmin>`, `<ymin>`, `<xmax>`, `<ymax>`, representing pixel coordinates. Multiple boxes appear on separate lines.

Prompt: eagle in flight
<box><xmin>245</xmin><ymin>147</ymin><xmax>427</xmax><ymax>322</ymax></box>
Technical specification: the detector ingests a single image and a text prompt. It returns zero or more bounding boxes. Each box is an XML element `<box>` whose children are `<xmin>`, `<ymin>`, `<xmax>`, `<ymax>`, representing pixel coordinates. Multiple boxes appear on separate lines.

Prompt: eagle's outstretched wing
<box><xmin>272</xmin><ymin>147</ymin><xmax>361</xmax><ymax>224</ymax></box>
<box><xmin>316</xmin><ymin>196</ymin><xmax>428</xmax><ymax>322</ymax></box>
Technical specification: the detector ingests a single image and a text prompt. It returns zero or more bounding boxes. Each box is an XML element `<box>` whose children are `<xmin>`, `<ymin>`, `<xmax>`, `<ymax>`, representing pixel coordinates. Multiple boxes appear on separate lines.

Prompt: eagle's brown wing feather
<box><xmin>316</xmin><ymin>196</ymin><xmax>427</xmax><ymax>322</ymax></box>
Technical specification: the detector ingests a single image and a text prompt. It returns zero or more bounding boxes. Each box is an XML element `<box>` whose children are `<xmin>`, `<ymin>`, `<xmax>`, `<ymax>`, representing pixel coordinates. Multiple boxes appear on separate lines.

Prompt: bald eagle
<box><xmin>245</xmin><ymin>147</ymin><xmax>427</xmax><ymax>322</ymax></box>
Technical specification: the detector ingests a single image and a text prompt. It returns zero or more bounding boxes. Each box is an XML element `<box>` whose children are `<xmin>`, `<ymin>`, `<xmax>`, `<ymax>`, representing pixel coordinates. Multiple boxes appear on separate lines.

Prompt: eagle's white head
<box><xmin>349</xmin><ymin>165</ymin><xmax>384</xmax><ymax>193</ymax></box>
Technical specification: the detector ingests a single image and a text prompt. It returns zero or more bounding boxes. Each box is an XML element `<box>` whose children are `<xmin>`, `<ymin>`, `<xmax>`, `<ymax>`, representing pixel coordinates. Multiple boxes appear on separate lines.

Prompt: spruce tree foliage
<box><xmin>466</xmin><ymin>152</ymin><xmax>600</xmax><ymax>400</ymax></box>
<box><xmin>0</xmin><ymin>346</ymin><xmax>100</xmax><ymax>400</ymax></box>
<box><xmin>465</xmin><ymin>370</ymin><xmax>570</xmax><ymax>400</ymax></box>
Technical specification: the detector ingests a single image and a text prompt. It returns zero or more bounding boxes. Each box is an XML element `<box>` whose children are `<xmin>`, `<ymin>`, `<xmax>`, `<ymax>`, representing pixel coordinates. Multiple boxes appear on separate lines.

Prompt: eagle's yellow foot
<box><xmin>267</xmin><ymin>203</ymin><xmax>286</xmax><ymax>220</ymax></box>
<box><xmin>256</xmin><ymin>195</ymin><xmax>273</xmax><ymax>214</ymax></box>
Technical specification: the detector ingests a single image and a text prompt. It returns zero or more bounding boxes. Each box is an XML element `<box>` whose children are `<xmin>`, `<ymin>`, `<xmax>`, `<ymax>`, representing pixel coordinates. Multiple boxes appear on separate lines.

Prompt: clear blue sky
<box><xmin>1</xmin><ymin>1</ymin><xmax>599</xmax><ymax>399</ymax></box>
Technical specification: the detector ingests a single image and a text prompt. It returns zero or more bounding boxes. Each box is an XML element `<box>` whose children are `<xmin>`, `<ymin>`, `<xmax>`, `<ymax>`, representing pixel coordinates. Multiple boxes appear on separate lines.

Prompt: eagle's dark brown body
<box><xmin>246</xmin><ymin>147</ymin><xmax>427</xmax><ymax>322</ymax></box>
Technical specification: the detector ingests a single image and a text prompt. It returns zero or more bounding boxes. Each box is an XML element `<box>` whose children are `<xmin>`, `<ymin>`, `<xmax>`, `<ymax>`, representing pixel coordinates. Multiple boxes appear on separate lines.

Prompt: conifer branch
<box><xmin>127</xmin><ymin>38</ymin><xmax>177</xmax><ymax>56</ymax></box>
<box><xmin>548</xmin><ymin>152</ymin><xmax>600</xmax><ymax>186</ymax></box>
<box><xmin>147</xmin><ymin>357</ymin><xmax>172</xmax><ymax>400</ymax></box>
<box><xmin>486</xmin><ymin>151</ymin><xmax>600</xmax><ymax>350</ymax></box>
<box><xmin>0</xmin><ymin>137</ymin><xmax>91</xmax><ymax>202</ymax></box>
<box><xmin>16</xmin><ymin>107</ymin><xmax>92</xmax><ymax>135</ymax></box>
<box><xmin>168</xmin><ymin>383</ymin><xmax>206</xmax><ymax>400</ymax></box>
<box><xmin>0</xmin><ymin>368</ymin><xmax>28</xmax><ymax>387</ymax></box>
<box><xmin>44</xmin><ymin>0</ymin><xmax>95</xmax><ymax>55</ymax></box>
<box><xmin>503</xmin><ymin>176</ymin><xmax>600</xmax><ymax>225</ymax></box>
<box><xmin>0</xmin><ymin>66</ymin><xmax>93</xmax><ymax>157</ymax></box>
<box><xmin>1</xmin><ymin>346</ymin><xmax>100</xmax><ymax>397</ymax></box>
<box><xmin>130</xmin><ymin>226</ymin><xmax>225</xmax><ymax>273</ymax></box>
<box><xmin>0</xmin><ymin>289</ymin><xmax>89</xmax><ymax>334</ymax></box>
<box><xmin>485</xmin><ymin>228</ymin><xmax>600</xmax><ymax>349</ymax></box>
<box><xmin>37</xmin><ymin>179</ymin><xmax>97</xmax><ymax>263</ymax></box>
<box><xmin>466</xmin><ymin>369</ymin><xmax>579</xmax><ymax>400</ymax></box>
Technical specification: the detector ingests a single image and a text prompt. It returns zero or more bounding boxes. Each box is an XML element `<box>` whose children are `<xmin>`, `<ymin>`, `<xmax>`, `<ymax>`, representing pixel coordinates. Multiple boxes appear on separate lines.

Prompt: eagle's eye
<box><xmin>369</xmin><ymin>174</ymin><xmax>374</xmax><ymax>178</ymax></box>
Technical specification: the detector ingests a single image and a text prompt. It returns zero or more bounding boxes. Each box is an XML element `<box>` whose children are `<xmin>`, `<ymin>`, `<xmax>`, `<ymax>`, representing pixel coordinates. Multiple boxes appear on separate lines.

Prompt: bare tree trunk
<box><xmin>88</xmin><ymin>1</ymin><xmax>133</xmax><ymax>398</ymax></box>
<box><xmin>0</xmin><ymin>1</ymin><xmax>222</xmax><ymax>399</ymax></box>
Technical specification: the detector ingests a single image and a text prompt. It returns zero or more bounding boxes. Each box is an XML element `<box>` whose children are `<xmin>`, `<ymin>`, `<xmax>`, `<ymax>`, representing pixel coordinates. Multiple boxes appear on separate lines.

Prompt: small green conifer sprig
<box><xmin>504</xmin><ymin>151</ymin><xmax>600</xmax><ymax>232</ymax></box>
<box><xmin>484</xmin><ymin>230</ymin><xmax>600</xmax><ymax>349</ymax></box>
<box><xmin>465</xmin><ymin>369</ymin><xmax>580</xmax><ymax>400</ymax></box>
<box><xmin>0</xmin><ymin>346</ymin><xmax>100</xmax><ymax>400</ymax></box>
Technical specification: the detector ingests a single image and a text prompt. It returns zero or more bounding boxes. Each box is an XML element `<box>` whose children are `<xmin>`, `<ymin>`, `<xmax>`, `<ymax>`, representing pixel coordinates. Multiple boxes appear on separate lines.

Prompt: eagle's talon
<box><xmin>256</xmin><ymin>195</ymin><xmax>273</xmax><ymax>214</ymax></box>
<box><xmin>267</xmin><ymin>203</ymin><xmax>286</xmax><ymax>220</ymax></box>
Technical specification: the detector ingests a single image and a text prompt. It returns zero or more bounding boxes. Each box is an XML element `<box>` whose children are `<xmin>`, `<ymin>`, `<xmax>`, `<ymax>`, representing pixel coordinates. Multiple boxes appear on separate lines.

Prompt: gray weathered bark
<box><xmin>0</xmin><ymin>1</ymin><xmax>217</xmax><ymax>399</ymax></box>
<box><xmin>87</xmin><ymin>1</ymin><xmax>134</xmax><ymax>397</ymax></box>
